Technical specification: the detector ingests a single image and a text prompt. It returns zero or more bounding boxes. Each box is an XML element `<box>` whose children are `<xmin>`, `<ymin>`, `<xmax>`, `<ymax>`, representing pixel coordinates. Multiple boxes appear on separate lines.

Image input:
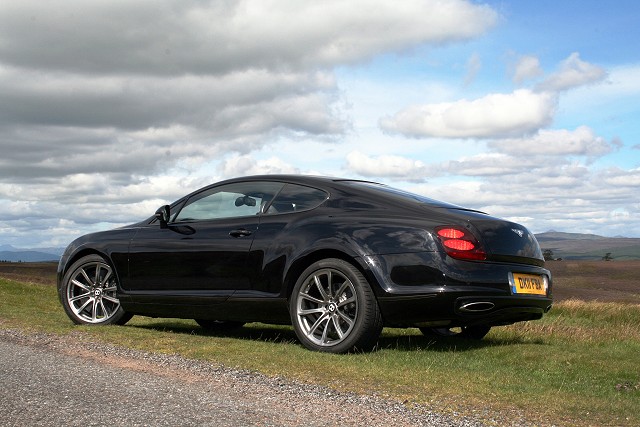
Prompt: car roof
<box><xmin>220</xmin><ymin>174</ymin><xmax>378</xmax><ymax>186</ymax></box>
<box><xmin>218</xmin><ymin>174</ymin><xmax>466</xmax><ymax>210</ymax></box>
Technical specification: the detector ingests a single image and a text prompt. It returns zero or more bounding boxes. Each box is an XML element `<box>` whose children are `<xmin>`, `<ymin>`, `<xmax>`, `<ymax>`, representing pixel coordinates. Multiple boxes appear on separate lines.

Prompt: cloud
<box><xmin>1</xmin><ymin>2</ymin><xmax>636</xmax><ymax>248</ymax></box>
<box><xmin>0</xmin><ymin>0</ymin><xmax>497</xmax><ymax>187</ymax></box>
<box><xmin>344</xmin><ymin>151</ymin><xmax>436</xmax><ymax>182</ymax></box>
<box><xmin>600</xmin><ymin>167</ymin><xmax>640</xmax><ymax>188</ymax></box>
<box><xmin>379</xmin><ymin>89</ymin><xmax>557</xmax><ymax>138</ymax></box>
<box><xmin>0</xmin><ymin>1</ymin><xmax>500</xmax><ymax>248</ymax></box>
<box><xmin>406</xmin><ymin>163</ymin><xmax>640</xmax><ymax>237</ymax></box>
<box><xmin>445</xmin><ymin>153</ymin><xmax>537</xmax><ymax>176</ymax></box>
<box><xmin>511</xmin><ymin>55</ymin><xmax>544</xmax><ymax>84</ymax></box>
<box><xmin>380</xmin><ymin>53</ymin><xmax>610</xmax><ymax>141</ymax></box>
<box><xmin>488</xmin><ymin>126</ymin><xmax>618</xmax><ymax>159</ymax></box>
<box><xmin>536</xmin><ymin>52</ymin><xmax>607</xmax><ymax>92</ymax></box>
<box><xmin>464</xmin><ymin>53</ymin><xmax>482</xmax><ymax>86</ymax></box>
<box><xmin>217</xmin><ymin>155</ymin><xmax>300</xmax><ymax>178</ymax></box>
<box><xmin>0</xmin><ymin>0</ymin><xmax>497</xmax><ymax>75</ymax></box>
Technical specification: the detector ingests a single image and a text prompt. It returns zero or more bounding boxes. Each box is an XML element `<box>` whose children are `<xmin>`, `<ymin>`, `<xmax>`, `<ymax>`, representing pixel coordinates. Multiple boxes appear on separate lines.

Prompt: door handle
<box><xmin>229</xmin><ymin>229</ymin><xmax>252</xmax><ymax>238</ymax></box>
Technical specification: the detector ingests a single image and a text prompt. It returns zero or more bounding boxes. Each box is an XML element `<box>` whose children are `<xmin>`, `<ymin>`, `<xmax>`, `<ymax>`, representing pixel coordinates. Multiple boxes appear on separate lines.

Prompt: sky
<box><xmin>1</xmin><ymin>0</ymin><xmax>639</xmax><ymax>249</ymax></box>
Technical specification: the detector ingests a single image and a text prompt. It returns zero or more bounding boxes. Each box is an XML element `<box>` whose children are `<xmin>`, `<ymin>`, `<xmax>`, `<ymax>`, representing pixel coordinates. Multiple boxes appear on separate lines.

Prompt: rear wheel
<box><xmin>59</xmin><ymin>254</ymin><xmax>132</xmax><ymax>325</ymax></box>
<box><xmin>290</xmin><ymin>258</ymin><xmax>383</xmax><ymax>353</ymax></box>
<box><xmin>419</xmin><ymin>325</ymin><xmax>491</xmax><ymax>340</ymax></box>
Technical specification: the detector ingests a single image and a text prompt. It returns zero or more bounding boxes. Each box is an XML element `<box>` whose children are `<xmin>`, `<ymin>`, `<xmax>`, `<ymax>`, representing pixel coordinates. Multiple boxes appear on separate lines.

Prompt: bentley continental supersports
<box><xmin>58</xmin><ymin>175</ymin><xmax>552</xmax><ymax>353</ymax></box>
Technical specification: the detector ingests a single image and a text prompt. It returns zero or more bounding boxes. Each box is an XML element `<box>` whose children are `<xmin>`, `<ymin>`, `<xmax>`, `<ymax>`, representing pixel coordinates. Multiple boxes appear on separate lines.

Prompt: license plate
<box><xmin>509</xmin><ymin>273</ymin><xmax>547</xmax><ymax>296</ymax></box>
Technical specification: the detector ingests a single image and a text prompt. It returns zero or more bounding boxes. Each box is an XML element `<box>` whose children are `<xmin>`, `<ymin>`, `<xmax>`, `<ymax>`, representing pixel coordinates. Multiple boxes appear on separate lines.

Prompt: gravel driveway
<box><xmin>0</xmin><ymin>329</ymin><xmax>509</xmax><ymax>427</ymax></box>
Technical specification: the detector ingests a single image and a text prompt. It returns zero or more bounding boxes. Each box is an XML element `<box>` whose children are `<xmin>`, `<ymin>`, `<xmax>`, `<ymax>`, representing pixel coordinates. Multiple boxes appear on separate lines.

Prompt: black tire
<box><xmin>419</xmin><ymin>325</ymin><xmax>491</xmax><ymax>340</ymax></box>
<box><xmin>195</xmin><ymin>319</ymin><xmax>245</xmax><ymax>331</ymax></box>
<box><xmin>290</xmin><ymin>258</ymin><xmax>383</xmax><ymax>353</ymax></box>
<box><xmin>59</xmin><ymin>254</ymin><xmax>132</xmax><ymax>325</ymax></box>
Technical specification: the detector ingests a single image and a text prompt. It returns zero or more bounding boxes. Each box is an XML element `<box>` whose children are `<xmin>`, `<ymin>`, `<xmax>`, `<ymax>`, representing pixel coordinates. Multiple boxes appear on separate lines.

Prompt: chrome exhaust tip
<box><xmin>459</xmin><ymin>301</ymin><xmax>495</xmax><ymax>313</ymax></box>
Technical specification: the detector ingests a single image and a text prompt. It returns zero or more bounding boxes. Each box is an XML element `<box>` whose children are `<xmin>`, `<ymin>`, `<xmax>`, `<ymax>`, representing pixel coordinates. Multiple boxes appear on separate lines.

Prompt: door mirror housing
<box><xmin>155</xmin><ymin>205</ymin><xmax>170</xmax><ymax>229</ymax></box>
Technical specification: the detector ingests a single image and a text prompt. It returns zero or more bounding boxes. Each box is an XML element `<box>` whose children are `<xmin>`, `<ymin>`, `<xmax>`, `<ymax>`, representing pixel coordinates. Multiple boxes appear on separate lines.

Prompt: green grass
<box><xmin>1</xmin><ymin>278</ymin><xmax>639</xmax><ymax>426</ymax></box>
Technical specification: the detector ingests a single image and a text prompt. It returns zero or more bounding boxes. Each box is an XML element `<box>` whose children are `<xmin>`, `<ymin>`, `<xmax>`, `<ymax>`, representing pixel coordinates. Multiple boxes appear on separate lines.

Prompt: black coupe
<box><xmin>58</xmin><ymin>175</ymin><xmax>552</xmax><ymax>353</ymax></box>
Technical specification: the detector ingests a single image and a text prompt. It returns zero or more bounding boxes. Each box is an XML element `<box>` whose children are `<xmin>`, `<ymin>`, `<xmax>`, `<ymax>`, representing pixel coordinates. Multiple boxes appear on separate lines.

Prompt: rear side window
<box><xmin>265</xmin><ymin>183</ymin><xmax>328</xmax><ymax>214</ymax></box>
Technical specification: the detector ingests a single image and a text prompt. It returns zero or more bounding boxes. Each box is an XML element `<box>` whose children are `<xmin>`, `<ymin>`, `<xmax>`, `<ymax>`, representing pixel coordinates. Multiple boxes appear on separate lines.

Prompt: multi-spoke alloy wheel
<box><xmin>291</xmin><ymin>259</ymin><xmax>382</xmax><ymax>353</ymax></box>
<box><xmin>296</xmin><ymin>268</ymin><xmax>357</xmax><ymax>346</ymax></box>
<box><xmin>59</xmin><ymin>255</ymin><xmax>131</xmax><ymax>325</ymax></box>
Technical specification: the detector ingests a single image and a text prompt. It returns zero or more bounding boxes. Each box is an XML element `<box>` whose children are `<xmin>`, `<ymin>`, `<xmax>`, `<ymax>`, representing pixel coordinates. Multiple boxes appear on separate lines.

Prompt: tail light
<box><xmin>435</xmin><ymin>226</ymin><xmax>486</xmax><ymax>261</ymax></box>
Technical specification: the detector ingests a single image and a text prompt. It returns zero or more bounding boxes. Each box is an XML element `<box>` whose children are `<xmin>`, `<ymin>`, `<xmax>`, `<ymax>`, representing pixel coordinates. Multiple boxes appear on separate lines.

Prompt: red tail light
<box><xmin>435</xmin><ymin>226</ymin><xmax>486</xmax><ymax>261</ymax></box>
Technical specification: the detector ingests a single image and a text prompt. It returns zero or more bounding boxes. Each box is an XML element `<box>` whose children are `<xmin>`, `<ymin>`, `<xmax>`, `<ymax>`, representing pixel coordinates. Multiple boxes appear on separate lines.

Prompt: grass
<box><xmin>1</xmin><ymin>277</ymin><xmax>639</xmax><ymax>426</ymax></box>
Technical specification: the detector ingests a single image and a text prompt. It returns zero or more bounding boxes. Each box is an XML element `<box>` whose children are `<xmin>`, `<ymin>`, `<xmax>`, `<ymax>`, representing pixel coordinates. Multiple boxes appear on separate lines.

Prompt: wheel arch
<box><xmin>58</xmin><ymin>248</ymin><xmax>121</xmax><ymax>292</ymax></box>
<box><xmin>283</xmin><ymin>248</ymin><xmax>382</xmax><ymax>301</ymax></box>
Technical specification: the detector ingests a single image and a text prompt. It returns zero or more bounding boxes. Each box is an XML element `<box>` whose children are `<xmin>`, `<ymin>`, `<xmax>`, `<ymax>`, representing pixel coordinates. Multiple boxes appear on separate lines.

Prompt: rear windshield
<box><xmin>342</xmin><ymin>181</ymin><xmax>463</xmax><ymax>209</ymax></box>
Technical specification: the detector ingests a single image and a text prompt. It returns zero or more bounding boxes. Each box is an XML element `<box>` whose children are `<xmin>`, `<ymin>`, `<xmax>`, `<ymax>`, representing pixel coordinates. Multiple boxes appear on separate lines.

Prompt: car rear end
<box><xmin>432</xmin><ymin>207</ymin><xmax>552</xmax><ymax>323</ymax></box>
<box><xmin>372</xmin><ymin>205</ymin><xmax>552</xmax><ymax>329</ymax></box>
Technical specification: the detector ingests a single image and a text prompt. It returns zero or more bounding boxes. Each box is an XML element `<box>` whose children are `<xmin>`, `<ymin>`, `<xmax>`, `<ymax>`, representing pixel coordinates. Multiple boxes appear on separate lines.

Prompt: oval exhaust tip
<box><xmin>459</xmin><ymin>301</ymin><xmax>495</xmax><ymax>312</ymax></box>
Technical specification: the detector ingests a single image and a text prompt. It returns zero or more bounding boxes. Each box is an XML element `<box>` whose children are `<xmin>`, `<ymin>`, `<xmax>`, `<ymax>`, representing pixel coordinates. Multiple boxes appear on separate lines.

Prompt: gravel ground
<box><xmin>0</xmin><ymin>329</ymin><xmax>527</xmax><ymax>427</ymax></box>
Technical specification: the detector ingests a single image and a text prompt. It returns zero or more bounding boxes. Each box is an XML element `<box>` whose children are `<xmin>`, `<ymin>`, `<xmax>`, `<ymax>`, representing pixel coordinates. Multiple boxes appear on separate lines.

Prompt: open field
<box><xmin>548</xmin><ymin>260</ymin><xmax>640</xmax><ymax>304</ymax></box>
<box><xmin>1</xmin><ymin>261</ymin><xmax>639</xmax><ymax>426</ymax></box>
<box><xmin>0</xmin><ymin>262</ymin><xmax>57</xmax><ymax>286</ymax></box>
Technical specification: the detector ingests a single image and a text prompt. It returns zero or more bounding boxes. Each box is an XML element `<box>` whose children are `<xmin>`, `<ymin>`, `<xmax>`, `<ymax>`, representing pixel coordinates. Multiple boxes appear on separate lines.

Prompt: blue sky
<box><xmin>0</xmin><ymin>0</ymin><xmax>638</xmax><ymax>248</ymax></box>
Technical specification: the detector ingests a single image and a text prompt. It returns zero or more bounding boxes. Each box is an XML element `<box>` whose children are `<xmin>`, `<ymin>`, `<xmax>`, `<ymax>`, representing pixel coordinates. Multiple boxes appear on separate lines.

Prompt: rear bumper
<box><xmin>378</xmin><ymin>291</ymin><xmax>552</xmax><ymax>327</ymax></box>
<box><xmin>364</xmin><ymin>252</ymin><xmax>553</xmax><ymax>327</ymax></box>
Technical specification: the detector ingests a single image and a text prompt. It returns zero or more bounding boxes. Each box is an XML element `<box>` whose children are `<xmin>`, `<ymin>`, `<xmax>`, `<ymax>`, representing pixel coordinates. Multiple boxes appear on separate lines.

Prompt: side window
<box><xmin>266</xmin><ymin>183</ymin><xmax>328</xmax><ymax>215</ymax></box>
<box><xmin>175</xmin><ymin>182</ymin><xmax>284</xmax><ymax>222</ymax></box>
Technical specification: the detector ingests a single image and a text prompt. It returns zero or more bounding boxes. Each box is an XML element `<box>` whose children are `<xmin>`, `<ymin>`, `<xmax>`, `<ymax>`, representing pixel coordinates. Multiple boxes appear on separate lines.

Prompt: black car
<box><xmin>58</xmin><ymin>175</ymin><xmax>552</xmax><ymax>353</ymax></box>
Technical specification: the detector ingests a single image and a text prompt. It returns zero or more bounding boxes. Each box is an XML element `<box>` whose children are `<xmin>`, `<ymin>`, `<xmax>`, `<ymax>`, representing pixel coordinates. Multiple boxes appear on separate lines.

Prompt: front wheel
<box><xmin>290</xmin><ymin>258</ymin><xmax>383</xmax><ymax>353</ymax></box>
<box><xmin>59</xmin><ymin>254</ymin><xmax>132</xmax><ymax>325</ymax></box>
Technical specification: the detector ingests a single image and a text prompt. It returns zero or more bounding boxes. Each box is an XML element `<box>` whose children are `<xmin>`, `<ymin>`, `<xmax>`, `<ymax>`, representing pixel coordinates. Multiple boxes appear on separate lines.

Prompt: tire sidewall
<box><xmin>59</xmin><ymin>254</ymin><xmax>129</xmax><ymax>325</ymax></box>
<box><xmin>290</xmin><ymin>258</ymin><xmax>381</xmax><ymax>353</ymax></box>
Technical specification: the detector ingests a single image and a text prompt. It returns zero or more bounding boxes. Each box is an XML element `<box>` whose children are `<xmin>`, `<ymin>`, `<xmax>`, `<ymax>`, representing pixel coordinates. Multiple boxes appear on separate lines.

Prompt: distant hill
<box><xmin>535</xmin><ymin>232</ymin><xmax>640</xmax><ymax>260</ymax></box>
<box><xmin>0</xmin><ymin>245</ymin><xmax>63</xmax><ymax>262</ymax></box>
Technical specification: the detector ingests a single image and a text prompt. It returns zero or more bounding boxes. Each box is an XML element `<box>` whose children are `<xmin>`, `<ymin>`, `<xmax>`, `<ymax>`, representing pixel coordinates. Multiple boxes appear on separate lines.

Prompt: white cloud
<box><xmin>536</xmin><ymin>52</ymin><xmax>606</xmax><ymax>92</ymax></box>
<box><xmin>445</xmin><ymin>153</ymin><xmax>534</xmax><ymax>176</ymax></box>
<box><xmin>0</xmin><ymin>1</ymin><xmax>500</xmax><ymax>247</ymax></box>
<box><xmin>600</xmin><ymin>167</ymin><xmax>640</xmax><ymax>188</ymax></box>
<box><xmin>0</xmin><ymin>0</ymin><xmax>497</xmax><ymax>75</ymax></box>
<box><xmin>489</xmin><ymin>126</ymin><xmax>618</xmax><ymax>159</ymax></box>
<box><xmin>405</xmin><ymin>163</ymin><xmax>640</xmax><ymax>237</ymax></box>
<box><xmin>379</xmin><ymin>89</ymin><xmax>557</xmax><ymax>138</ymax></box>
<box><xmin>511</xmin><ymin>55</ymin><xmax>543</xmax><ymax>84</ymax></box>
<box><xmin>464</xmin><ymin>53</ymin><xmax>482</xmax><ymax>86</ymax></box>
<box><xmin>217</xmin><ymin>155</ymin><xmax>300</xmax><ymax>178</ymax></box>
<box><xmin>344</xmin><ymin>151</ymin><xmax>436</xmax><ymax>182</ymax></box>
<box><xmin>0</xmin><ymin>2</ymin><xmax>638</xmax><ymax>248</ymax></box>
<box><xmin>378</xmin><ymin>54</ymin><xmax>610</xmax><ymax>142</ymax></box>
<box><xmin>0</xmin><ymin>0</ymin><xmax>497</xmax><ymax>184</ymax></box>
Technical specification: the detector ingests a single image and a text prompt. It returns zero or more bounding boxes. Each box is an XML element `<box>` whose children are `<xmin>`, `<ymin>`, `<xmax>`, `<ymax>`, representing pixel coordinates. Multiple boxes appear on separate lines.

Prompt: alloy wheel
<box><xmin>295</xmin><ymin>268</ymin><xmax>358</xmax><ymax>347</ymax></box>
<box><xmin>65</xmin><ymin>261</ymin><xmax>121</xmax><ymax>324</ymax></box>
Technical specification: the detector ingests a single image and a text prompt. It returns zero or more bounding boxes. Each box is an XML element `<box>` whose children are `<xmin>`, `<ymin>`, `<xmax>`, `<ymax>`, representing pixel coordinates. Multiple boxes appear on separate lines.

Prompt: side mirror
<box><xmin>155</xmin><ymin>205</ymin><xmax>170</xmax><ymax>229</ymax></box>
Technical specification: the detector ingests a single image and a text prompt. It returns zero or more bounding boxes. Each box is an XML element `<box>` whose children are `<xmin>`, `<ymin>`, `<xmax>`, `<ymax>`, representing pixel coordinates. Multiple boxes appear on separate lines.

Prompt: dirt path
<box><xmin>0</xmin><ymin>329</ymin><xmax>500</xmax><ymax>427</ymax></box>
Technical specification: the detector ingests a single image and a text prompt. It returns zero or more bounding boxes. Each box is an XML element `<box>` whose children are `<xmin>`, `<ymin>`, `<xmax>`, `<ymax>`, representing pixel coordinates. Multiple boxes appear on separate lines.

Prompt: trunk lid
<box><xmin>437</xmin><ymin>207</ymin><xmax>544</xmax><ymax>266</ymax></box>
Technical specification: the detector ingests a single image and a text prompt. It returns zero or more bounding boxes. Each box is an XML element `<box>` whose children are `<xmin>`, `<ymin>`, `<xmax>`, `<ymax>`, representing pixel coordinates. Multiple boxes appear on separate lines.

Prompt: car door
<box><xmin>246</xmin><ymin>183</ymin><xmax>329</xmax><ymax>295</ymax></box>
<box><xmin>124</xmin><ymin>181</ymin><xmax>284</xmax><ymax>296</ymax></box>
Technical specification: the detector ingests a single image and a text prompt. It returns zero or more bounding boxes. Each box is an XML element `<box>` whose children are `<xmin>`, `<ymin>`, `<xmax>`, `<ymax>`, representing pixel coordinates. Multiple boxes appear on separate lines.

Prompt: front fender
<box><xmin>56</xmin><ymin>228</ymin><xmax>139</xmax><ymax>290</ymax></box>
